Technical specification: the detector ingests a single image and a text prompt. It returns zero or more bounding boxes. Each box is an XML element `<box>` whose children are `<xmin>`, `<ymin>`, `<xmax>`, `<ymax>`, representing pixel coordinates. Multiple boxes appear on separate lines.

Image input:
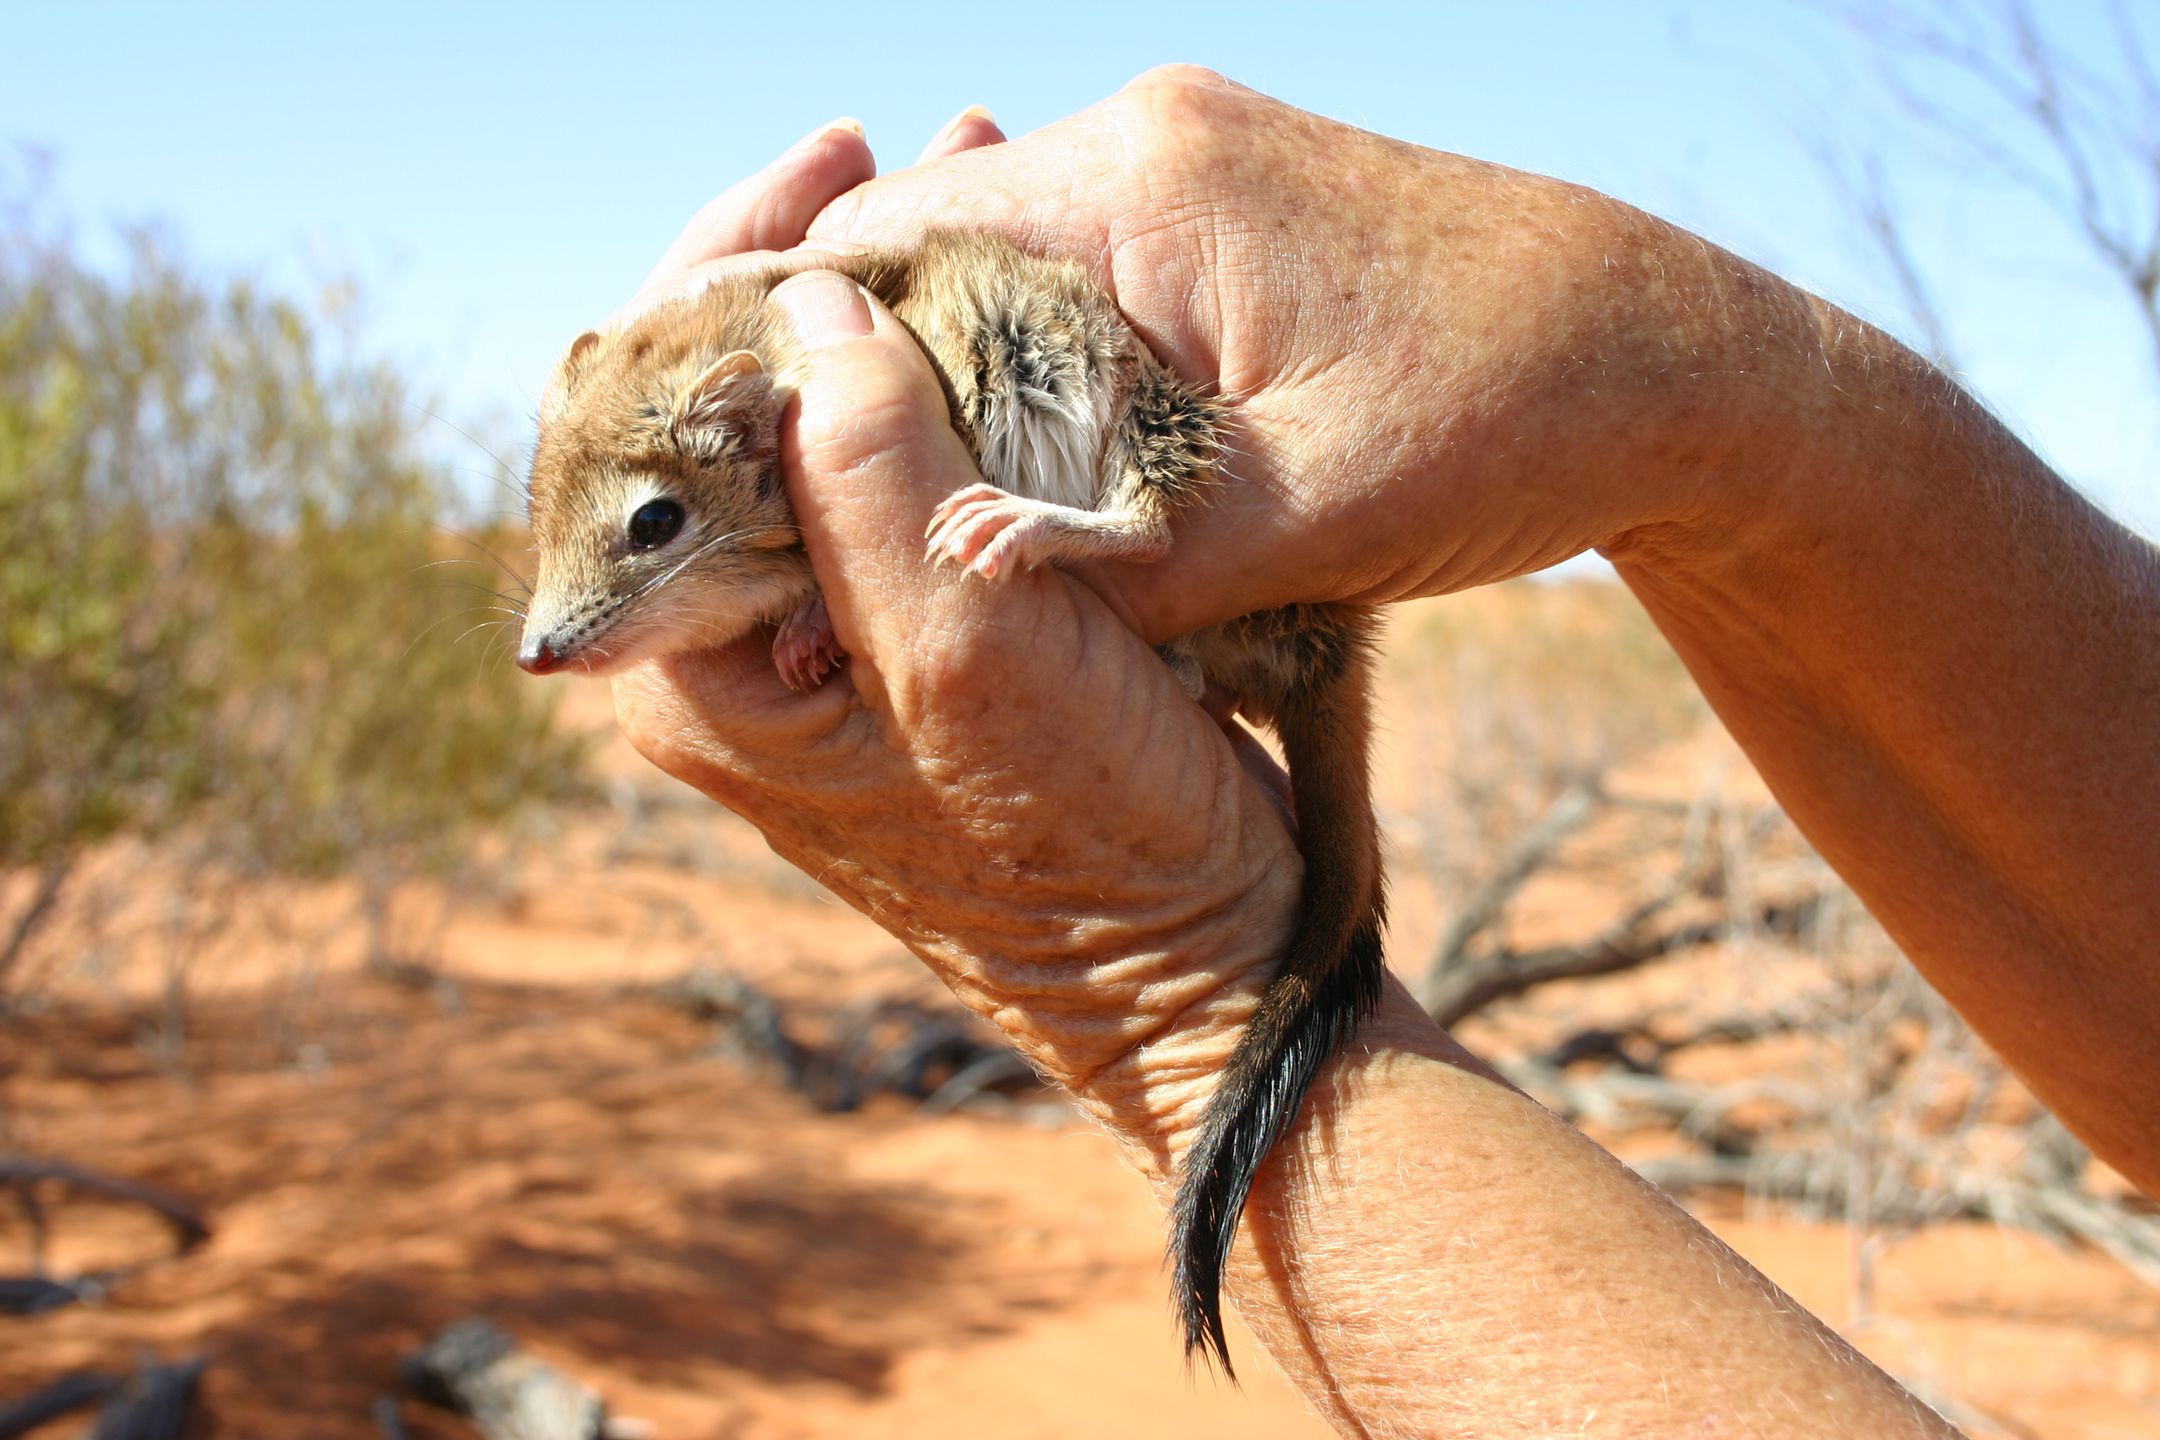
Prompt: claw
<box><xmin>773</xmin><ymin>594</ymin><xmax>843</xmax><ymax>692</ymax></box>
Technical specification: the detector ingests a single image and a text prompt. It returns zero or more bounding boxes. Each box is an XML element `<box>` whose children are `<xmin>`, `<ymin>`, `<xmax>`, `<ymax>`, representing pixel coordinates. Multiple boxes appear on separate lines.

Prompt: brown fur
<box><xmin>521</xmin><ymin>232</ymin><xmax>1386</xmax><ymax>1375</ymax></box>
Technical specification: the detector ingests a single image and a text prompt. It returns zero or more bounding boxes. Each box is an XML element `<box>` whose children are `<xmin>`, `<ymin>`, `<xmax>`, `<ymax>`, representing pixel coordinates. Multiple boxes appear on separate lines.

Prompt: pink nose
<box><xmin>517</xmin><ymin>638</ymin><xmax>566</xmax><ymax>675</ymax></box>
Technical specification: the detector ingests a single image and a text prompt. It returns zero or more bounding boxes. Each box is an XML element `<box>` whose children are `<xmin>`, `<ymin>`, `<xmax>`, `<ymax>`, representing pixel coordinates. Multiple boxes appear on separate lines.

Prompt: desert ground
<box><xmin>5</xmin><ymin>587</ymin><xmax>2156</xmax><ymax>1439</ymax></box>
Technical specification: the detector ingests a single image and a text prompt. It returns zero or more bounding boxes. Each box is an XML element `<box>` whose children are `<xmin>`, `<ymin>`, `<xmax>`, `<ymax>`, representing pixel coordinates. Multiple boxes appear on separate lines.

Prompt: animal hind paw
<box><xmin>772</xmin><ymin>594</ymin><xmax>843</xmax><ymax>692</ymax></box>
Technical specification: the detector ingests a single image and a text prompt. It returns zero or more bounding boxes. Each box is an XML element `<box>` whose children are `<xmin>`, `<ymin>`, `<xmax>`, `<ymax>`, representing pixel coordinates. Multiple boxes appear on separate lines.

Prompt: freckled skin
<box><xmin>606</xmin><ymin>67</ymin><xmax>2149</xmax><ymax>1437</ymax></box>
<box><xmin>522</xmin><ymin>231</ymin><xmax>1385</xmax><ymax>1373</ymax></box>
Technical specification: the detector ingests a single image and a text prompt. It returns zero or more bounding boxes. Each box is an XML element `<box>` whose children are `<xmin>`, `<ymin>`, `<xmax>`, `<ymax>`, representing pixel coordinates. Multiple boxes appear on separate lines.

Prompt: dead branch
<box><xmin>1415</xmin><ymin>779</ymin><xmax>1602</xmax><ymax>1004</ymax></box>
<box><xmin>818</xmin><ymin>998</ymin><xmax>1032</xmax><ymax>1114</ymax></box>
<box><xmin>1533</xmin><ymin>989</ymin><xmax>1868</xmax><ymax>1076</ymax></box>
<box><xmin>0</xmin><ymin>857</ymin><xmax>72</xmax><ymax>999</ymax></box>
<box><xmin>1812</xmin><ymin>149</ymin><xmax>1961</xmax><ymax>368</ymax></box>
<box><xmin>9</xmin><ymin>1174</ymin><xmax>47</xmax><ymax>1271</ymax></box>
<box><xmin>0</xmin><ymin>1275</ymin><xmax>85</xmax><ymax>1316</ymax></box>
<box><xmin>86</xmin><ymin>1356</ymin><xmax>208</xmax><ymax>1440</ymax></box>
<box><xmin>651</xmin><ymin>964</ymin><xmax>811</xmax><ymax>1091</ymax></box>
<box><xmin>0</xmin><ymin>1156</ymin><xmax>210</xmax><ymax>1255</ymax></box>
<box><xmin>1425</xmin><ymin>890</ymin><xmax>1826</xmax><ymax>1029</ymax></box>
<box><xmin>920</xmin><ymin>1049</ymin><xmax>1041</xmax><ymax>1116</ymax></box>
<box><xmin>1635</xmin><ymin>1149</ymin><xmax>2160</xmax><ymax>1285</ymax></box>
<box><xmin>1829</xmin><ymin>0</ymin><xmax>2160</xmax><ymax>374</ymax></box>
<box><xmin>0</xmin><ymin>1373</ymin><xmax>122</xmax><ymax>1439</ymax></box>
<box><xmin>649</xmin><ymin>966</ymin><xmax>1040</xmax><ymax>1116</ymax></box>
<box><xmin>1418</xmin><ymin>774</ymin><xmax>1800</xmax><ymax>1028</ymax></box>
<box><xmin>1501</xmin><ymin>1059</ymin><xmax>1826</xmax><ymax>1144</ymax></box>
<box><xmin>1542</xmin><ymin>1011</ymin><xmax>1804</xmax><ymax>1073</ymax></box>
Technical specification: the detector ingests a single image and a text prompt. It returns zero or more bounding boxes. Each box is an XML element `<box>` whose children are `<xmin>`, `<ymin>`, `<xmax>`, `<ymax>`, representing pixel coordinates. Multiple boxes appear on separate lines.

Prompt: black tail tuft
<box><xmin>1169</xmin><ymin>916</ymin><xmax>1387</xmax><ymax>1377</ymax></box>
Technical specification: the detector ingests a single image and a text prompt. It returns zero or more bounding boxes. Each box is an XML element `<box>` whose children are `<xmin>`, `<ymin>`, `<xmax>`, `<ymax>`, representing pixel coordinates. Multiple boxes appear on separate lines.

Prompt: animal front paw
<box><xmin>924</xmin><ymin>483</ymin><xmax>1146</xmax><ymax>580</ymax></box>
<box><xmin>772</xmin><ymin>594</ymin><xmax>843</xmax><ymax>692</ymax></box>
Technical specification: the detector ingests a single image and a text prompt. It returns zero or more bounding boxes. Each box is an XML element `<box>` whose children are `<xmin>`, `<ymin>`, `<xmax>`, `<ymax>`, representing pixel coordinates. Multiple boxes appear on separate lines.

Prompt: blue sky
<box><xmin>4</xmin><ymin>0</ymin><xmax>2154</xmax><ymax>537</ymax></box>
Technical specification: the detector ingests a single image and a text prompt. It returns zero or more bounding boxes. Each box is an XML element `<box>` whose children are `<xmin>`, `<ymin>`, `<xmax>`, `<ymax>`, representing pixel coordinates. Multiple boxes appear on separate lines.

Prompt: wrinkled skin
<box><xmin>641</xmin><ymin>70</ymin><xmax>1792</xmax><ymax>642</ymax></box>
<box><xmin>615</xmin><ymin>268</ymin><xmax>1301</xmax><ymax>1158</ymax></box>
<box><xmin>601</xmin><ymin>69</ymin><xmax>2157</xmax><ymax>1440</ymax></box>
<box><xmin>613</xmin><ymin>66</ymin><xmax>1802</xmax><ymax>1148</ymax></box>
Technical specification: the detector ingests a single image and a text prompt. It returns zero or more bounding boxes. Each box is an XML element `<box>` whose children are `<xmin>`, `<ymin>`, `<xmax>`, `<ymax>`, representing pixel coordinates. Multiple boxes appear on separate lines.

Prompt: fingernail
<box><xmin>939</xmin><ymin>103</ymin><xmax>995</xmax><ymax>139</ymax></box>
<box><xmin>773</xmin><ymin>270</ymin><xmax>873</xmax><ymax>349</ymax></box>
<box><xmin>787</xmin><ymin>239</ymin><xmax>872</xmax><ymax>261</ymax></box>
<box><xmin>789</xmin><ymin>116</ymin><xmax>866</xmax><ymax>155</ymax></box>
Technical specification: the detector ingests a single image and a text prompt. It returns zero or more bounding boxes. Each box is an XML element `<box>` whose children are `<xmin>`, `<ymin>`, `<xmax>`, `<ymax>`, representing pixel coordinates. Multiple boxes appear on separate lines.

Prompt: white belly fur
<box><xmin>974</xmin><ymin>342</ymin><xmax>1116</xmax><ymax>511</ymax></box>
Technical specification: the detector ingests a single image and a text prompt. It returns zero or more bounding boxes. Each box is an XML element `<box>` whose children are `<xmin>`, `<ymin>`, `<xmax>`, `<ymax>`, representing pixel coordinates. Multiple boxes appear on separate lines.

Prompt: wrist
<box><xmin>1596</xmin><ymin>265</ymin><xmax>1948</xmax><ymax>584</ymax></box>
<box><xmin>1358</xmin><ymin>185</ymin><xmax>1847</xmax><ymax>602</ymax></box>
<box><xmin>1545</xmin><ymin>213</ymin><xmax>1841</xmax><ymax>576</ymax></box>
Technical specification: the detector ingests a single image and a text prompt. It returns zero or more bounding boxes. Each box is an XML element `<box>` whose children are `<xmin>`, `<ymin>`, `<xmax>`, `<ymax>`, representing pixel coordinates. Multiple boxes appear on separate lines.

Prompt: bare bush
<box><xmin>1816</xmin><ymin>0</ymin><xmax>2160</xmax><ymax>376</ymax></box>
<box><xmin>1409</xmin><ymin>747</ymin><xmax>2160</xmax><ymax>1313</ymax></box>
<box><xmin>1385</xmin><ymin>579</ymin><xmax>1704</xmax><ymax>912</ymax></box>
<box><xmin>1394</xmin><ymin>8</ymin><xmax>2160</xmax><ymax>1360</ymax></box>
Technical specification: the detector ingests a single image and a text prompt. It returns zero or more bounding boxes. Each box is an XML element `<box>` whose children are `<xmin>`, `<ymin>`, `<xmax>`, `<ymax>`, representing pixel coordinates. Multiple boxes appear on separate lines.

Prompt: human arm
<box><xmin>679</xmin><ymin>68</ymin><xmax>2160</xmax><ymax>1196</ymax></box>
<box><xmin>607</xmin><ymin>69</ymin><xmax>2159</xmax><ymax>1434</ymax></box>
<box><xmin>611</xmin><ymin>267</ymin><xmax>1962</xmax><ymax>1437</ymax></box>
<box><xmin>1608</xmin><ymin>324</ymin><xmax>2160</xmax><ymax>1188</ymax></box>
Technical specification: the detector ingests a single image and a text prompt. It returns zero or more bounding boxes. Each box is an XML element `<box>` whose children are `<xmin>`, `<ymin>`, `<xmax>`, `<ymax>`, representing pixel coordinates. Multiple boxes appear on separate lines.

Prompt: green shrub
<box><xmin>0</xmin><ymin>212</ymin><xmax>586</xmax><ymax>989</ymax></box>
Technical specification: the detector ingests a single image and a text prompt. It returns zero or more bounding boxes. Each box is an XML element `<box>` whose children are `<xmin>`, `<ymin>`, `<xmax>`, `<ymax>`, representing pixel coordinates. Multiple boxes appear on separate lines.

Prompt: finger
<box><xmin>766</xmin><ymin>271</ymin><xmax>985</xmax><ymax>664</ymax></box>
<box><xmin>916</xmin><ymin>104</ymin><xmax>1005</xmax><ymax>164</ymax></box>
<box><xmin>612</xmin><ymin>243</ymin><xmax>863</xmax><ymax>329</ymax></box>
<box><xmin>610</xmin><ymin>632</ymin><xmax>860</xmax><ymax>798</ymax></box>
<box><xmin>642</xmin><ymin>118</ymin><xmax>875</xmax><ymax>293</ymax></box>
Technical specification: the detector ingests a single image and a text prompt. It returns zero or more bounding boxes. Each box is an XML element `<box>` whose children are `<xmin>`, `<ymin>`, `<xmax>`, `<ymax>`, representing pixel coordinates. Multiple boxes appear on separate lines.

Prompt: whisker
<box><xmin>450</xmin><ymin>460</ymin><xmax>528</xmax><ymax>491</ymax></box>
<box><xmin>451</xmin><ymin>465</ymin><xmax>533</xmax><ymax>518</ymax></box>
<box><xmin>427</xmin><ymin>578</ymin><xmax>530</xmax><ymax>611</ymax></box>
<box><xmin>425</xmin><ymin>523</ymin><xmax>535</xmax><ymax>598</ymax></box>
<box><xmin>406</xmin><ymin>402</ymin><xmax>533</xmax><ymax>522</ymax></box>
<box><xmin>404</xmin><ymin>565</ymin><xmax>532</xmax><ymax>614</ymax></box>
<box><xmin>405</xmin><ymin>603</ymin><xmax>517</xmax><ymax>658</ymax></box>
<box><xmin>452</xmin><ymin>617</ymin><xmax>514</xmax><ymax>648</ymax></box>
<box><xmin>623</xmin><ymin>522</ymin><xmax>799</xmax><ymax>606</ymax></box>
<box><xmin>413</xmin><ymin>402</ymin><xmax>516</xmax><ymax>477</ymax></box>
<box><xmin>407</xmin><ymin>559</ymin><xmax>526</xmax><ymax>598</ymax></box>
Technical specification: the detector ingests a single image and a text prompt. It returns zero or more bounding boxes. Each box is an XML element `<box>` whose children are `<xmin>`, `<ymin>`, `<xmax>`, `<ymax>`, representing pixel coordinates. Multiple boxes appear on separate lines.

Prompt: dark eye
<box><xmin>627</xmin><ymin>498</ymin><xmax>685</xmax><ymax>551</ymax></box>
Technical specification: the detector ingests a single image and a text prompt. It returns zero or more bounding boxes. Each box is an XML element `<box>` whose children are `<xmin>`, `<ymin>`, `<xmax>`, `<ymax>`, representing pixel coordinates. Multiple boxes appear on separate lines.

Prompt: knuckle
<box><xmin>1125</xmin><ymin>63</ymin><xmax>1233</xmax><ymax>100</ymax></box>
<box><xmin>1114</xmin><ymin>65</ymin><xmax>1243</xmax><ymax>165</ymax></box>
<box><xmin>795</xmin><ymin>363</ymin><xmax>941</xmax><ymax>483</ymax></box>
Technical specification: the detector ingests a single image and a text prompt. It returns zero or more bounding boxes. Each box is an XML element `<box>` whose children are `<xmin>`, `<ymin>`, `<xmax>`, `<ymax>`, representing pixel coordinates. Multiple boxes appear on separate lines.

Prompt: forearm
<box><xmin>1610</xmin><ymin>305</ymin><xmax>2160</xmax><ymax>1191</ymax></box>
<box><xmin>1165</xmin><ymin>980</ymin><xmax>1959</xmax><ymax>1437</ymax></box>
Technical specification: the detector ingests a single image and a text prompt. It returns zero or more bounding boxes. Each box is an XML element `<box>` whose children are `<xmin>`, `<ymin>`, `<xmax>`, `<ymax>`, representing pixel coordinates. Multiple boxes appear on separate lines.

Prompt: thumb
<box><xmin>768</xmin><ymin>268</ymin><xmax>1231</xmax><ymax>813</ymax></box>
<box><xmin>771</xmin><ymin>269</ymin><xmax>1072</xmax><ymax>711</ymax></box>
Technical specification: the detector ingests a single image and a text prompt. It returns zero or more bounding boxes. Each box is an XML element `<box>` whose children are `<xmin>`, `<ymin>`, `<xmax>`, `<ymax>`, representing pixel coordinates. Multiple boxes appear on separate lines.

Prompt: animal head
<box><xmin>518</xmin><ymin>302</ymin><xmax>812</xmax><ymax>677</ymax></box>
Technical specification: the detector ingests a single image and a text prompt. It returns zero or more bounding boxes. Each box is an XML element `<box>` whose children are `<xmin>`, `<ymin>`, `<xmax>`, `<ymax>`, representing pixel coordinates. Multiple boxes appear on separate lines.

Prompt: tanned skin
<box><xmin>600</xmin><ymin>73</ymin><xmax>2156</xmax><ymax>1438</ymax></box>
<box><xmin>522</xmin><ymin>232</ymin><xmax>1382</xmax><ymax>1372</ymax></box>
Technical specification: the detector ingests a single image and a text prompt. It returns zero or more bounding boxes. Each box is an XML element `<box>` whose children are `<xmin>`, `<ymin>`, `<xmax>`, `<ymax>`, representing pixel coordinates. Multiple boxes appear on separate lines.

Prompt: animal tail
<box><xmin>1169</xmin><ymin>618</ymin><xmax>1386</xmax><ymax>1377</ymax></box>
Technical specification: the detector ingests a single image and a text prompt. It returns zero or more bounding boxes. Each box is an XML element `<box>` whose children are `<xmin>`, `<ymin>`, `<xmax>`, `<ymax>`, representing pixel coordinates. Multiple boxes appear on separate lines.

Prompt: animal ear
<box><xmin>540</xmin><ymin>330</ymin><xmax>604</xmax><ymax>426</ymax></box>
<box><xmin>669</xmin><ymin>349</ymin><xmax>772</xmax><ymax>462</ymax></box>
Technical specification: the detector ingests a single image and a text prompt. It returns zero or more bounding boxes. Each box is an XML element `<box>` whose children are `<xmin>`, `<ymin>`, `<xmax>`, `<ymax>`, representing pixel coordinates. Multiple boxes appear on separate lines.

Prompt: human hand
<box><xmin>590</xmin><ymin>83</ymin><xmax>2099</xmax><ymax>1440</ymax></box>
<box><xmin>773</xmin><ymin>67</ymin><xmax>1817</xmax><ymax>641</ymax></box>
<box><xmin>610</xmin><ymin>268</ymin><xmax>1303</xmax><ymax>1170</ymax></box>
<box><xmin>618</xmin><ymin>104</ymin><xmax>1007</xmax><ymax>319</ymax></box>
